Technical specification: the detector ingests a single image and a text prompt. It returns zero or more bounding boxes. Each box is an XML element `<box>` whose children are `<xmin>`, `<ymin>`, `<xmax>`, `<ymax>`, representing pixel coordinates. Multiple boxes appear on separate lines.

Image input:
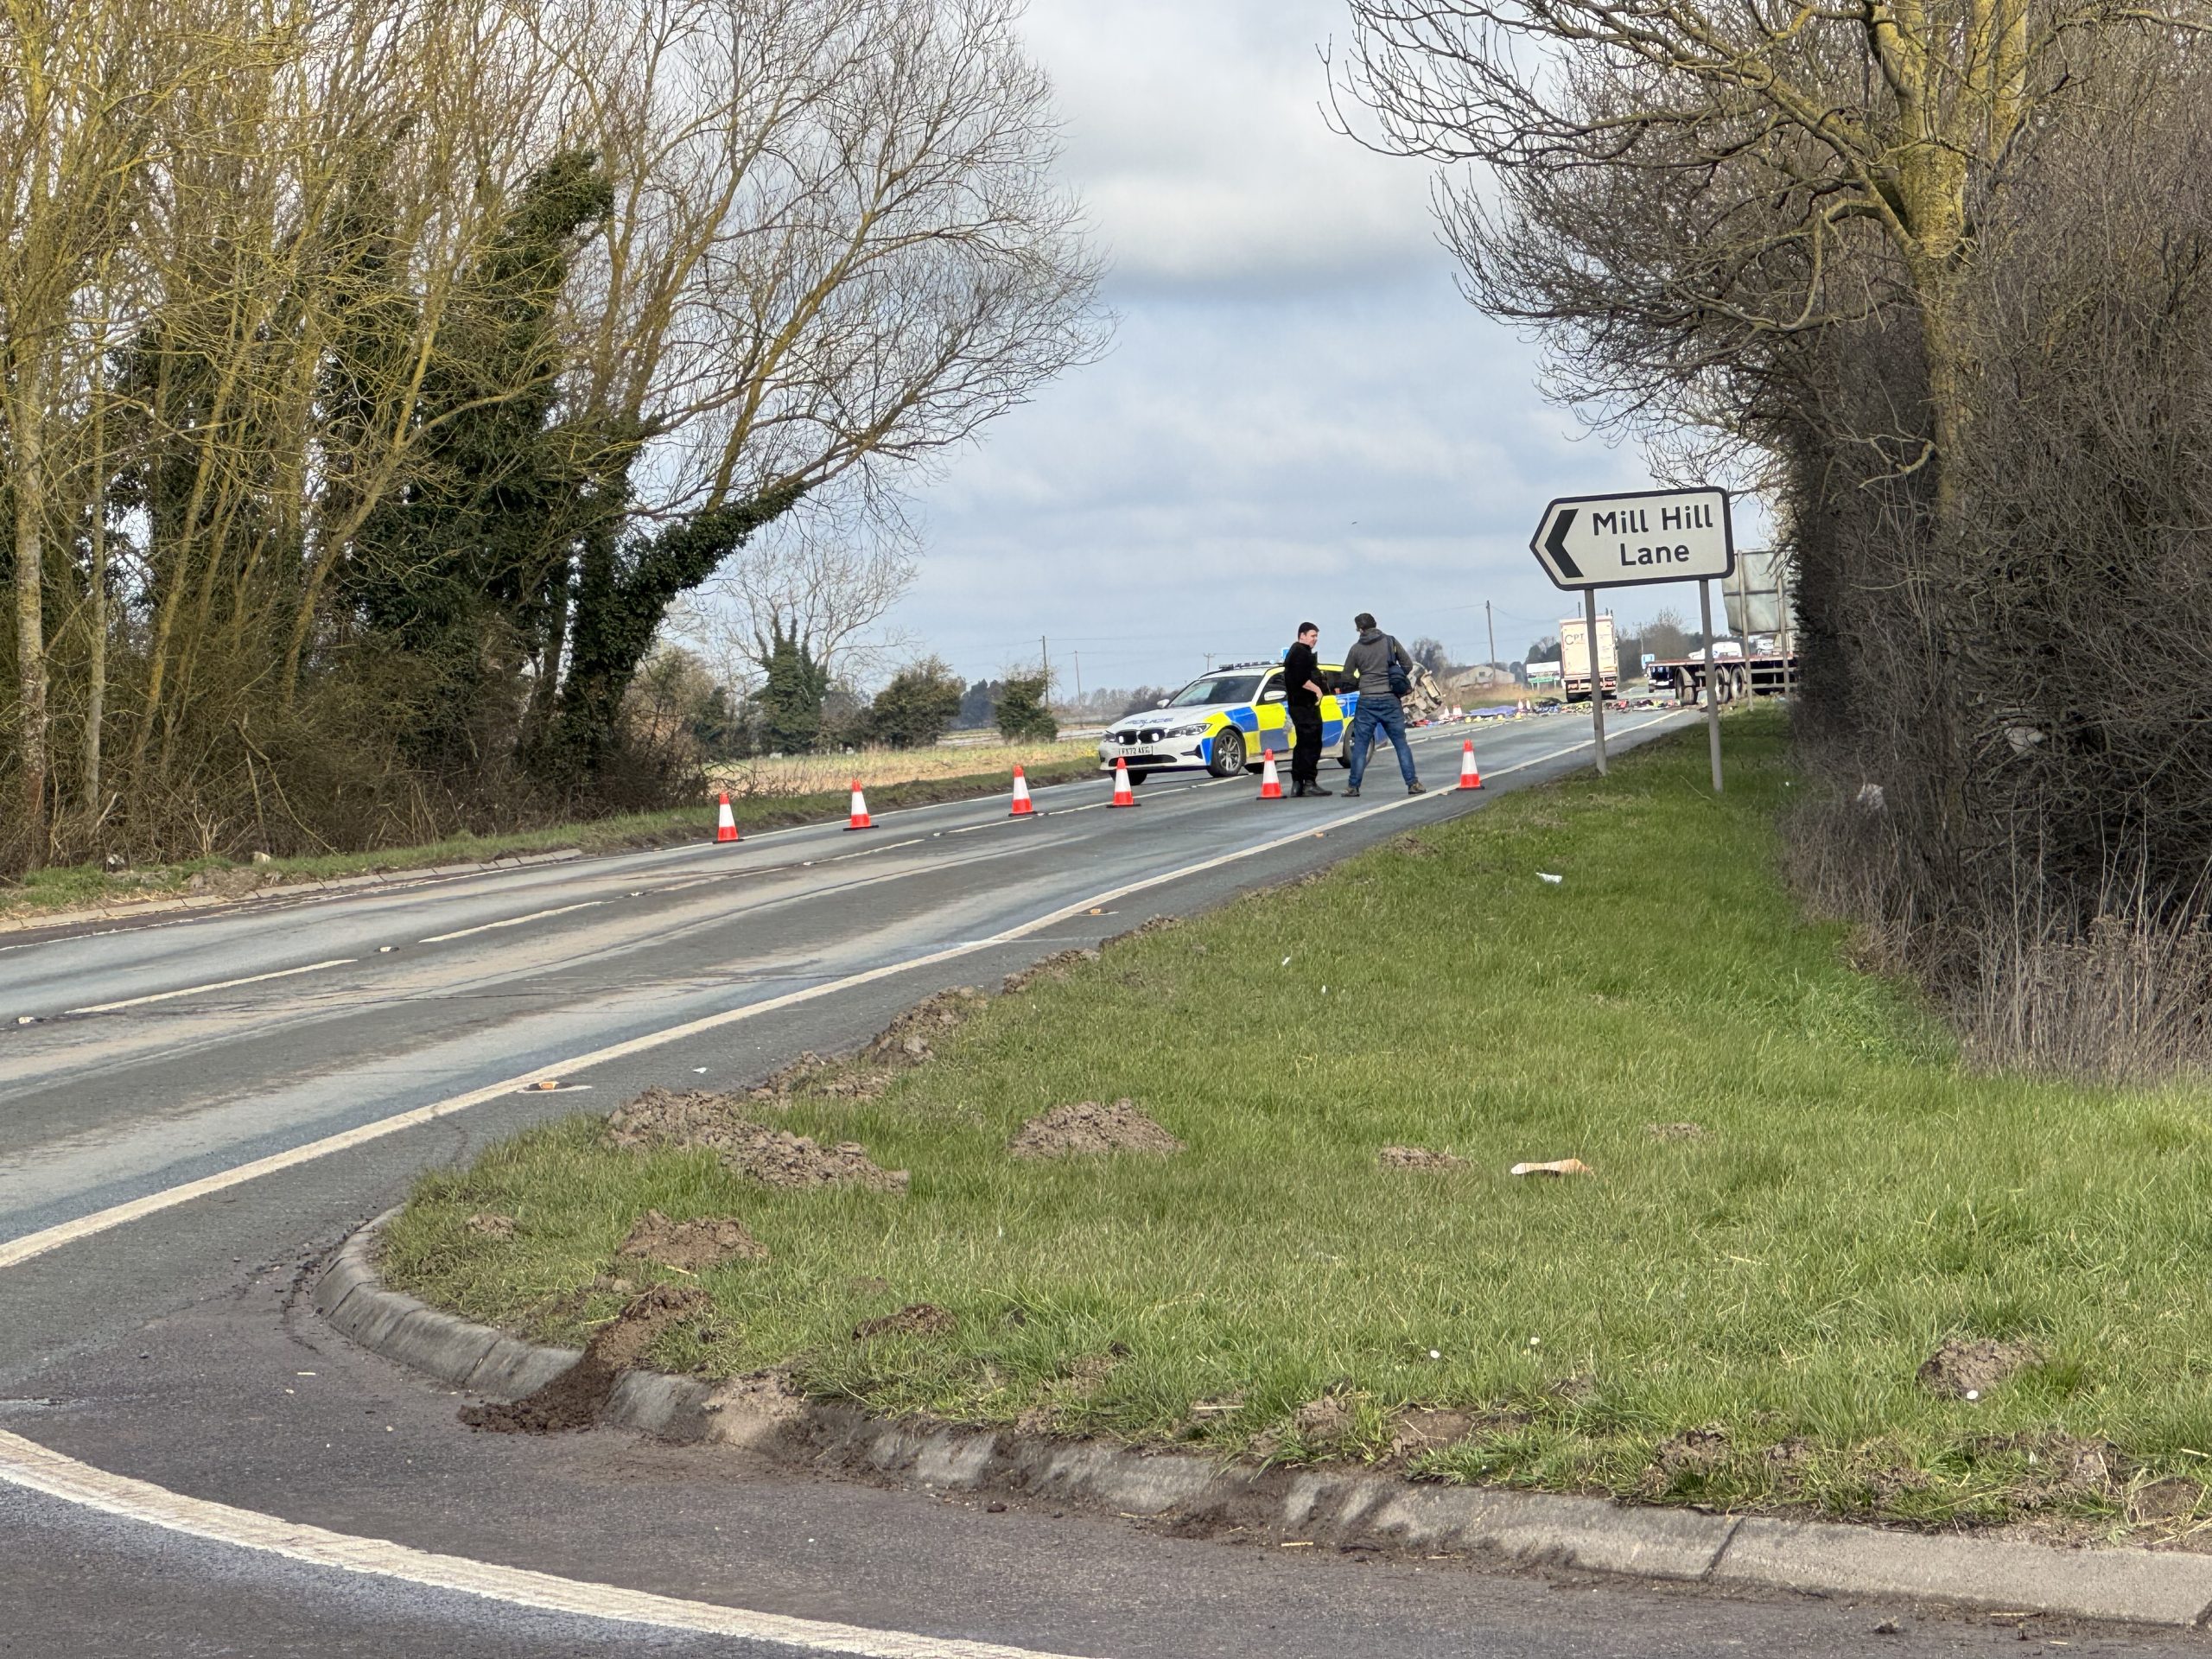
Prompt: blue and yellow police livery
<box><xmin>1096</xmin><ymin>662</ymin><xmax>1353</xmax><ymax>783</ymax></box>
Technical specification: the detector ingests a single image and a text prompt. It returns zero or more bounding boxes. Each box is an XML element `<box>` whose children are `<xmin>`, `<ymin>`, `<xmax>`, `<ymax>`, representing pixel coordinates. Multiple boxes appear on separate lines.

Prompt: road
<box><xmin>1</xmin><ymin>709</ymin><xmax>2194</xmax><ymax>1658</ymax></box>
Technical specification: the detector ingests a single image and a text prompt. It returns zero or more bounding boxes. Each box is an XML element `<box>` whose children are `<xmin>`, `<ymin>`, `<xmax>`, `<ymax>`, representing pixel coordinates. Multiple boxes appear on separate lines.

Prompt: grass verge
<box><xmin>0</xmin><ymin>747</ymin><xmax>1100</xmax><ymax>925</ymax></box>
<box><xmin>382</xmin><ymin>708</ymin><xmax>2212</xmax><ymax>1540</ymax></box>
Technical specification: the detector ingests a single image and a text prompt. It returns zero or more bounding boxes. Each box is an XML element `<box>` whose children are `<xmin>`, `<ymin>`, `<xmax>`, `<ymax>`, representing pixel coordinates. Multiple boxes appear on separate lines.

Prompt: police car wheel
<box><xmin>1125</xmin><ymin>769</ymin><xmax>1150</xmax><ymax>785</ymax></box>
<box><xmin>1207</xmin><ymin>728</ymin><xmax>1248</xmax><ymax>779</ymax></box>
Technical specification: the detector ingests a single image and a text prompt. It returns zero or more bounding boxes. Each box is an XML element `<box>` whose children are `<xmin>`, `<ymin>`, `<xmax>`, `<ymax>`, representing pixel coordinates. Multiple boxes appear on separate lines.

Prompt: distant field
<box><xmin>710</xmin><ymin>736</ymin><xmax>1086</xmax><ymax>798</ymax></box>
<box><xmin>387</xmin><ymin>707</ymin><xmax>2212</xmax><ymax>1541</ymax></box>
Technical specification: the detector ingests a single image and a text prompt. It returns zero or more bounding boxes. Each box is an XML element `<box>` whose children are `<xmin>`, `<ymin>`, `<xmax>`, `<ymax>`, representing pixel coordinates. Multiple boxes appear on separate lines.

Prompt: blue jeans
<box><xmin>1348</xmin><ymin>693</ymin><xmax>1417</xmax><ymax>790</ymax></box>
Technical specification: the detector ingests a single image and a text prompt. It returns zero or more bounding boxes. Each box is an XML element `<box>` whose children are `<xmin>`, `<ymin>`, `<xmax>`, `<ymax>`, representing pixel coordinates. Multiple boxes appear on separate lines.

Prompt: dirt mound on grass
<box><xmin>1389</xmin><ymin>834</ymin><xmax>1440</xmax><ymax>857</ymax></box>
<box><xmin>617</xmin><ymin>1210</ymin><xmax>767</xmax><ymax>1271</ymax></box>
<box><xmin>463</xmin><ymin>1282</ymin><xmax>713</xmax><ymax>1434</ymax></box>
<box><xmin>852</xmin><ymin>1302</ymin><xmax>956</xmax><ymax>1340</ymax></box>
<box><xmin>1917</xmin><ymin>1337</ymin><xmax>2039</xmax><ymax>1398</ymax></box>
<box><xmin>1387</xmin><ymin>1406</ymin><xmax>1474</xmax><ymax>1460</ymax></box>
<box><xmin>465</xmin><ymin>1212</ymin><xmax>516</xmax><ymax>1238</ymax></box>
<box><xmin>604</xmin><ymin>1090</ymin><xmax>907</xmax><ymax>1192</ymax></box>
<box><xmin>1001</xmin><ymin>947</ymin><xmax>1098</xmax><ymax>996</ymax></box>
<box><xmin>859</xmin><ymin>986</ymin><xmax>987</xmax><ymax>1068</ymax></box>
<box><xmin>1102</xmin><ymin>915</ymin><xmax>1182</xmax><ymax>949</ymax></box>
<box><xmin>1378</xmin><ymin>1146</ymin><xmax>1465</xmax><ymax>1171</ymax></box>
<box><xmin>1009</xmin><ymin>1099</ymin><xmax>1182</xmax><ymax>1160</ymax></box>
<box><xmin>1645</xmin><ymin>1121</ymin><xmax>1710</xmax><ymax>1141</ymax></box>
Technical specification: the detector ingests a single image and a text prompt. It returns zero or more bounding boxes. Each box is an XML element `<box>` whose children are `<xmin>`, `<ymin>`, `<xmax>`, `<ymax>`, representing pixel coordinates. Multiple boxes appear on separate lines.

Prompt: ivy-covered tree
<box><xmin>753</xmin><ymin>616</ymin><xmax>831</xmax><ymax>754</ymax></box>
<box><xmin>865</xmin><ymin>658</ymin><xmax>963</xmax><ymax>749</ymax></box>
<box><xmin>994</xmin><ymin>671</ymin><xmax>1056</xmax><ymax>742</ymax></box>
<box><xmin>340</xmin><ymin>149</ymin><xmax>613</xmax><ymax>767</ymax></box>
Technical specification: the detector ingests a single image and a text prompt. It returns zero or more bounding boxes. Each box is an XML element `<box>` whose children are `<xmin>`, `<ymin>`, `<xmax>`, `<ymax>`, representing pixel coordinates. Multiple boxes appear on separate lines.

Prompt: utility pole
<box><xmin>1485</xmin><ymin>600</ymin><xmax>1497</xmax><ymax>677</ymax></box>
<box><xmin>1072</xmin><ymin>651</ymin><xmax>1082</xmax><ymax>702</ymax></box>
<box><xmin>1039</xmin><ymin>635</ymin><xmax>1050</xmax><ymax>686</ymax></box>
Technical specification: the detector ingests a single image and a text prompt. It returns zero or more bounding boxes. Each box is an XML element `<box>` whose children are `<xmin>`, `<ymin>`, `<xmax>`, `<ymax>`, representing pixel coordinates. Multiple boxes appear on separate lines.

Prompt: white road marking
<box><xmin>418</xmin><ymin>901</ymin><xmax>607</xmax><ymax>944</ymax></box>
<box><xmin>66</xmin><ymin>959</ymin><xmax>359</xmax><ymax>1015</ymax></box>
<box><xmin>0</xmin><ymin>1430</ymin><xmax>1091</xmax><ymax>1659</ymax></box>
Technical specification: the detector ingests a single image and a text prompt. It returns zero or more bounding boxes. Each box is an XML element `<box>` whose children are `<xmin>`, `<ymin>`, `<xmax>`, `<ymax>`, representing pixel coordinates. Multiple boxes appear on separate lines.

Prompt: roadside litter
<box><xmin>1510</xmin><ymin>1158</ymin><xmax>1593</xmax><ymax>1177</ymax></box>
<box><xmin>1538</xmin><ymin>872</ymin><xmax>1564</xmax><ymax>884</ymax></box>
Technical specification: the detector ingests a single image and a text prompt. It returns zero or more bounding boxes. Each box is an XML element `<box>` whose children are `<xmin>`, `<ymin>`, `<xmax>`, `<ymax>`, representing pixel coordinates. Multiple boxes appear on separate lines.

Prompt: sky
<box><xmin>874</xmin><ymin>0</ymin><xmax>1734</xmax><ymax>694</ymax></box>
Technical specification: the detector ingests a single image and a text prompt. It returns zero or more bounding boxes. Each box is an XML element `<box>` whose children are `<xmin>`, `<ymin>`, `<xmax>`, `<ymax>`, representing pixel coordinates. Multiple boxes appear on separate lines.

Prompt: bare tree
<box><xmin>1332</xmin><ymin>0</ymin><xmax>2212</xmax><ymax>532</ymax></box>
<box><xmin>709</xmin><ymin>518</ymin><xmax>919</xmax><ymax>686</ymax></box>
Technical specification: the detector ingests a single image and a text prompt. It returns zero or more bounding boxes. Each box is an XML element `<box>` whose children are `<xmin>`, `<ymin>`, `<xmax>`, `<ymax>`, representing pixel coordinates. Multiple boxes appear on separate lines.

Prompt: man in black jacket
<box><xmin>1281</xmin><ymin>622</ymin><xmax>1332</xmax><ymax>796</ymax></box>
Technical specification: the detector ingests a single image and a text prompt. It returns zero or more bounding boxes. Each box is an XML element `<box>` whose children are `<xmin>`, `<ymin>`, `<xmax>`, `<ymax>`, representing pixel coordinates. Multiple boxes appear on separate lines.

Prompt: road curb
<box><xmin>318</xmin><ymin>1213</ymin><xmax>2212</xmax><ymax>1628</ymax></box>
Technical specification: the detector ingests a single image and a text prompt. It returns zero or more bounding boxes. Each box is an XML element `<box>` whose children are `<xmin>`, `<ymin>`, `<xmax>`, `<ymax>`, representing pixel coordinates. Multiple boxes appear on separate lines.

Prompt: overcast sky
<box><xmin>881</xmin><ymin>0</ymin><xmax>1727</xmax><ymax>693</ymax></box>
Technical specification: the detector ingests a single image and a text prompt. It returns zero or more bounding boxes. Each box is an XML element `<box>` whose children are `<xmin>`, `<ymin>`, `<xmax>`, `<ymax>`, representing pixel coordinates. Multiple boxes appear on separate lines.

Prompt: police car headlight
<box><xmin>1165</xmin><ymin>722</ymin><xmax>1207</xmax><ymax>739</ymax></box>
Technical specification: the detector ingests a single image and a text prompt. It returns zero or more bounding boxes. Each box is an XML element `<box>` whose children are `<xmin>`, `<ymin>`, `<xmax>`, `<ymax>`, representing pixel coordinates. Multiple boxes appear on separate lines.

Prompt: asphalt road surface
<box><xmin>4</xmin><ymin>710</ymin><xmax>2198</xmax><ymax>1658</ymax></box>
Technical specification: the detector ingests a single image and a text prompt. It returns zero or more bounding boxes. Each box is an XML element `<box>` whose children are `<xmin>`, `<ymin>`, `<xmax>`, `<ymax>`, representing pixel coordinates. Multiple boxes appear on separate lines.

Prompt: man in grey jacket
<box><xmin>1338</xmin><ymin>613</ymin><xmax>1424</xmax><ymax>797</ymax></box>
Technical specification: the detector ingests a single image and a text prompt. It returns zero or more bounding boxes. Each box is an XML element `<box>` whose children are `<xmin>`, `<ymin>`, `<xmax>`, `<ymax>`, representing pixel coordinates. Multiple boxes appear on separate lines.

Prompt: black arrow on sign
<box><xmin>1544</xmin><ymin>507</ymin><xmax>1582</xmax><ymax>579</ymax></box>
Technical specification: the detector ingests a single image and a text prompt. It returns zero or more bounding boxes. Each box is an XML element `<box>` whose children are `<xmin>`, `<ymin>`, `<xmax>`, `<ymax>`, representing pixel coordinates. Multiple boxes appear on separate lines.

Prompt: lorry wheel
<box><xmin>1207</xmin><ymin>728</ymin><xmax>1248</xmax><ymax>778</ymax></box>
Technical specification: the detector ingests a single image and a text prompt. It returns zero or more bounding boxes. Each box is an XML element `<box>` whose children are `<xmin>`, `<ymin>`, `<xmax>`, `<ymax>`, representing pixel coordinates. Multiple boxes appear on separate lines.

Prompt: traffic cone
<box><xmin>1009</xmin><ymin>764</ymin><xmax>1035</xmax><ymax>817</ymax></box>
<box><xmin>1459</xmin><ymin>740</ymin><xmax>1483</xmax><ymax>790</ymax></box>
<box><xmin>714</xmin><ymin>791</ymin><xmax>739</xmax><ymax>843</ymax></box>
<box><xmin>845</xmin><ymin>779</ymin><xmax>874</xmax><ymax>830</ymax></box>
<box><xmin>1257</xmin><ymin>748</ymin><xmax>1284</xmax><ymax>800</ymax></box>
<box><xmin>1108</xmin><ymin>756</ymin><xmax>1138</xmax><ymax>807</ymax></box>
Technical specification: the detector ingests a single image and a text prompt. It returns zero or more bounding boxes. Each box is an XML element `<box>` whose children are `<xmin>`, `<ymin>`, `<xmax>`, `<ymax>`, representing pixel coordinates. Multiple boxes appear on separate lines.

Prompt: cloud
<box><xmin>1024</xmin><ymin>0</ymin><xmax>1440</xmax><ymax>291</ymax></box>
<box><xmin>724</xmin><ymin>0</ymin><xmax>1754</xmax><ymax>693</ymax></box>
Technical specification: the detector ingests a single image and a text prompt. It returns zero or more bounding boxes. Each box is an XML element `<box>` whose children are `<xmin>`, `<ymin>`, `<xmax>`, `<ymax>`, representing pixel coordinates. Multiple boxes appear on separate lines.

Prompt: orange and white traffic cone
<box><xmin>1108</xmin><ymin>756</ymin><xmax>1138</xmax><ymax>807</ymax></box>
<box><xmin>714</xmin><ymin>791</ymin><xmax>740</xmax><ymax>843</ymax></box>
<box><xmin>1009</xmin><ymin>764</ymin><xmax>1035</xmax><ymax>817</ymax></box>
<box><xmin>1459</xmin><ymin>740</ymin><xmax>1483</xmax><ymax>790</ymax></box>
<box><xmin>845</xmin><ymin>779</ymin><xmax>874</xmax><ymax>830</ymax></box>
<box><xmin>1257</xmin><ymin>748</ymin><xmax>1284</xmax><ymax>800</ymax></box>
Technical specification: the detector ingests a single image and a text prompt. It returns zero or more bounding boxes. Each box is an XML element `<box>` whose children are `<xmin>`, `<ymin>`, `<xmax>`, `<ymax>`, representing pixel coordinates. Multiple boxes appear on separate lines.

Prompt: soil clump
<box><xmin>1008</xmin><ymin>1099</ymin><xmax>1182</xmax><ymax>1160</ymax></box>
<box><xmin>1917</xmin><ymin>1337</ymin><xmax>2039</xmax><ymax>1398</ymax></box>
<box><xmin>1001</xmin><ymin>948</ymin><xmax>1097</xmax><ymax>996</ymax></box>
<box><xmin>463</xmin><ymin>1282</ymin><xmax>713</xmax><ymax>1433</ymax></box>
<box><xmin>603</xmin><ymin>1089</ymin><xmax>906</xmax><ymax>1191</ymax></box>
<box><xmin>617</xmin><ymin>1210</ymin><xmax>767</xmax><ymax>1271</ymax></box>
<box><xmin>465</xmin><ymin>1212</ymin><xmax>516</xmax><ymax>1238</ymax></box>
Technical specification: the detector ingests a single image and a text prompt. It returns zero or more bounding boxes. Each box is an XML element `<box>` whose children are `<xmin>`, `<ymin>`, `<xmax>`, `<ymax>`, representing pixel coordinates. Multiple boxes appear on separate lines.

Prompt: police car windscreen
<box><xmin>1167</xmin><ymin>673</ymin><xmax>1264</xmax><ymax>707</ymax></box>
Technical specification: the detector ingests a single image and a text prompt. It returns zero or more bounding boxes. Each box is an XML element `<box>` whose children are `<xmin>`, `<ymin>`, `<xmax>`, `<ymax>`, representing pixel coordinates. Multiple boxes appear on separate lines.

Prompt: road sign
<box><xmin>1529</xmin><ymin>487</ymin><xmax>1734</xmax><ymax>591</ymax></box>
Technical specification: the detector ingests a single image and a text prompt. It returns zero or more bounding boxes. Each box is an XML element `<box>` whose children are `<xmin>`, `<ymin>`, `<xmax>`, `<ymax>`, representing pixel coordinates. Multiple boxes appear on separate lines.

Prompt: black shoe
<box><xmin>1305</xmin><ymin>784</ymin><xmax>1333</xmax><ymax>797</ymax></box>
<box><xmin>1407</xmin><ymin>780</ymin><xmax>1426</xmax><ymax>794</ymax></box>
<box><xmin>1343</xmin><ymin>786</ymin><xmax>1360</xmax><ymax>798</ymax></box>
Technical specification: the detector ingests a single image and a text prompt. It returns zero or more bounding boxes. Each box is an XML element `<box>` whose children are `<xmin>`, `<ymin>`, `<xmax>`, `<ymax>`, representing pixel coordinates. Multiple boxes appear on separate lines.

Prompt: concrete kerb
<box><xmin>318</xmin><ymin>1212</ymin><xmax>2212</xmax><ymax>1630</ymax></box>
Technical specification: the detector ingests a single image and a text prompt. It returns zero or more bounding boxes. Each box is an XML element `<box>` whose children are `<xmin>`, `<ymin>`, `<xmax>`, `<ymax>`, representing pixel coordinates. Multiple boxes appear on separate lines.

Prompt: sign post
<box><xmin>1584</xmin><ymin>588</ymin><xmax>1608</xmax><ymax>775</ymax></box>
<box><xmin>1529</xmin><ymin>486</ymin><xmax>1734</xmax><ymax>792</ymax></box>
<box><xmin>1698</xmin><ymin>580</ymin><xmax>1723</xmax><ymax>793</ymax></box>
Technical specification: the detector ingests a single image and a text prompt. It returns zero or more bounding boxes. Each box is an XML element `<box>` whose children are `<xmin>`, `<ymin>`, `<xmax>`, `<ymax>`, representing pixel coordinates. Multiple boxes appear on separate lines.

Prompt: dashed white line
<box><xmin>67</xmin><ymin>959</ymin><xmax>359</xmax><ymax>1015</ymax></box>
<box><xmin>418</xmin><ymin>901</ymin><xmax>607</xmax><ymax>944</ymax></box>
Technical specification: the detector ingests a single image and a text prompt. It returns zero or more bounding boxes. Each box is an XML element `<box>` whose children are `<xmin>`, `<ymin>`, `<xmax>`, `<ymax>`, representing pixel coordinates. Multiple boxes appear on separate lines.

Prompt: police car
<box><xmin>1096</xmin><ymin>662</ymin><xmax>1353</xmax><ymax>784</ymax></box>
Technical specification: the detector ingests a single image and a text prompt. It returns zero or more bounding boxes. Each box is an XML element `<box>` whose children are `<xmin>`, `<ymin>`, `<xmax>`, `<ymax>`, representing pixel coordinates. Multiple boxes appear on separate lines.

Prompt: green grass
<box><xmin>382</xmin><ymin>709</ymin><xmax>2212</xmax><ymax>1536</ymax></box>
<box><xmin>0</xmin><ymin>755</ymin><xmax>1100</xmax><ymax>922</ymax></box>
